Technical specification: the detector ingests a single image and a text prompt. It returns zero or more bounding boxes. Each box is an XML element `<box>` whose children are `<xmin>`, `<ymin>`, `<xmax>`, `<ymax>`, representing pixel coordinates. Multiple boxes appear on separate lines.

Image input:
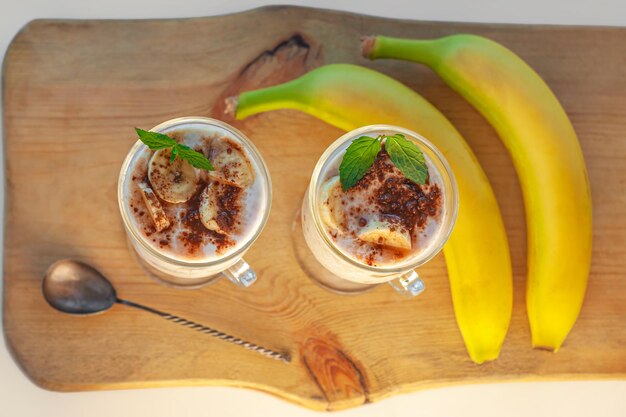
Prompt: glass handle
<box><xmin>223</xmin><ymin>258</ymin><xmax>257</xmax><ymax>288</ymax></box>
<box><xmin>387</xmin><ymin>270</ymin><xmax>425</xmax><ymax>297</ymax></box>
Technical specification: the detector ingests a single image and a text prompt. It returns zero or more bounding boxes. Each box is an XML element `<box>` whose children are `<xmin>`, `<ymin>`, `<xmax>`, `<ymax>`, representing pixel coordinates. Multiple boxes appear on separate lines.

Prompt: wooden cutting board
<box><xmin>3</xmin><ymin>6</ymin><xmax>626</xmax><ymax>411</ymax></box>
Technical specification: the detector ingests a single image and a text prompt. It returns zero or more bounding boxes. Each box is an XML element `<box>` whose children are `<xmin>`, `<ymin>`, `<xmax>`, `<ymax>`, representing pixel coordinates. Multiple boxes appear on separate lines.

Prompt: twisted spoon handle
<box><xmin>117</xmin><ymin>298</ymin><xmax>290</xmax><ymax>364</ymax></box>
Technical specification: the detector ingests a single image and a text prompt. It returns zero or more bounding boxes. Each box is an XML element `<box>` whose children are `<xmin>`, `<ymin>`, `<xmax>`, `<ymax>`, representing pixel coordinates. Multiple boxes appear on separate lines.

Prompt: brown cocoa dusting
<box><xmin>212</xmin><ymin>233</ymin><xmax>233</xmax><ymax>254</ymax></box>
<box><xmin>179</xmin><ymin>180</ymin><xmax>236</xmax><ymax>255</ymax></box>
<box><xmin>361</xmin><ymin>244</ymin><xmax>385</xmax><ymax>266</ymax></box>
<box><xmin>353</xmin><ymin>149</ymin><xmax>441</xmax><ymax>232</ymax></box>
<box><xmin>214</xmin><ymin>183</ymin><xmax>243</xmax><ymax>234</ymax></box>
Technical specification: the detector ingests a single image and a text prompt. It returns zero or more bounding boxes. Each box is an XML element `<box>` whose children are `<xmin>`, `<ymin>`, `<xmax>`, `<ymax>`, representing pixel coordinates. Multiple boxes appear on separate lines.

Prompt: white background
<box><xmin>1</xmin><ymin>1</ymin><xmax>625</xmax><ymax>416</ymax></box>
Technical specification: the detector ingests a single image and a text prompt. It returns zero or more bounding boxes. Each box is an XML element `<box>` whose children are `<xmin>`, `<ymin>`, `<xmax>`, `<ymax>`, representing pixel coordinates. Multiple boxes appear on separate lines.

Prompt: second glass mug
<box><xmin>300</xmin><ymin>125</ymin><xmax>459</xmax><ymax>296</ymax></box>
<box><xmin>118</xmin><ymin>117</ymin><xmax>272</xmax><ymax>289</ymax></box>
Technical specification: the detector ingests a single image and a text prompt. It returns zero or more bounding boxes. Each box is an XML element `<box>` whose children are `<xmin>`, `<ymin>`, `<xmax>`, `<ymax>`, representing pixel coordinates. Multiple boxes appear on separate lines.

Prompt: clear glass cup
<box><xmin>300</xmin><ymin>125</ymin><xmax>458</xmax><ymax>296</ymax></box>
<box><xmin>118</xmin><ymin>117</ymin><xmax>272</xmax><ymax>289</ymax></box>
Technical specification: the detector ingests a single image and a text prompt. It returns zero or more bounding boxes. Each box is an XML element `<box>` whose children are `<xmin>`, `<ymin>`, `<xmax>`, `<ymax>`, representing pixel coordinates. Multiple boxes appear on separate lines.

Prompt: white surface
<box><xmin>1</xmin><ymin>0</ymin><xmax>625</xmax><ymax>416</ymax></box>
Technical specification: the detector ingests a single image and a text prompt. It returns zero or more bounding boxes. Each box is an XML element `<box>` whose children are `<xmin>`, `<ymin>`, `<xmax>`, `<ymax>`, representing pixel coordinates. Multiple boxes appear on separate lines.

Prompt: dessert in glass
<box><xmin>300</xmin><ymin>125</ymin><xmax>458</xmax><ymax>296</ymax></box>
<box><xmin>118</xmin><ymin>117</ymin><xmax>271</xmax><ymax>289</ymax></box>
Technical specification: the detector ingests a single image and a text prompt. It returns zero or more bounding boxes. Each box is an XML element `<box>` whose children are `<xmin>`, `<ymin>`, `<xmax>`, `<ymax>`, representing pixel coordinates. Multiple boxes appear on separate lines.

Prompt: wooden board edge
<box><xmin>5</xmin><ymin>5</ymin><xmax>626</xmax><ymax>40</ymax></box>
<box><xmin>5</xmin><ymin>338</ymin><xmax>625</xmax><ymax>414</ymax></box>
<box><xmin>5</xmin><ymin>307</ymin><xmax>625</xmax><ymax>413</ymax></box>
<box><xmin>368</xmin><ymin>373</ymin><xmax>626</xmax><ymax>407</ymax></box>
<box><xmin>31</xmin><ymin>377</ymin><xmax>330</xmax><ymax>411</ymax></box>
<box><xmin>2</xmin><ymin>319</ymin><xmax>330</xmax><ymax>410</ymax></box>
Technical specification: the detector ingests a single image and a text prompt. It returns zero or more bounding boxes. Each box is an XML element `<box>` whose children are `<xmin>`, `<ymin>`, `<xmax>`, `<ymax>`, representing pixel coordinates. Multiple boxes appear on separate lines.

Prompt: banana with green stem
<box><xmin>227</xmin><ymin>64</ymin><xmax>513</xmax><ymax>363</ymax></box>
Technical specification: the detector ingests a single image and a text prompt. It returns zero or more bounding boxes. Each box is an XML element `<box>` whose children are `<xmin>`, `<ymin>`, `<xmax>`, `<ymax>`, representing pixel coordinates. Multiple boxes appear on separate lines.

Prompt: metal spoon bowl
<box><xmin>43</xmin><ymin>260</ymin><xmax>116</xmax><ymax>315</ymax></box>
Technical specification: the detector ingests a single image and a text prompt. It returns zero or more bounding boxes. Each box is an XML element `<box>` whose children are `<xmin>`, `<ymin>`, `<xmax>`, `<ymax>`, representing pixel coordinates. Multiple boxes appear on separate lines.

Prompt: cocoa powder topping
<box><xmin>352</xmin><ymin>149</ymin><xmax>441</xmax><ymax>233</ymax></box>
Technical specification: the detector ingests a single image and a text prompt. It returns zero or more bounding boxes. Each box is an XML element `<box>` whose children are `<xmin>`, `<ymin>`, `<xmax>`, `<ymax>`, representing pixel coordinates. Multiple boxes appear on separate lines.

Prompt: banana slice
<box><xmin>210</xmin><ymin>138</ymin><xmax>254</xmax><ymax>188</ymax></box>
<box><xmin>148</xmin><ymin>148</ymin><xmax>198</xmax><ymax>203</ymax></box>
<box><xmin>198</xmin><ymin>182</ymin><xmax>226</xmax><ymax>235</ymax></box>
<box><xmin>357</xmin><ymin>219</ymin><xmax>412</xmax><ymax>249</ymax></box>
<box><xmin>138</xmin><ymin>182</ymin><xmax>170</xmax><ymax>232</ymax></box>
<box><xmin>319</xmin><ymin>176</ymin><xmax>346</xmax><ymax>232</ymax></box>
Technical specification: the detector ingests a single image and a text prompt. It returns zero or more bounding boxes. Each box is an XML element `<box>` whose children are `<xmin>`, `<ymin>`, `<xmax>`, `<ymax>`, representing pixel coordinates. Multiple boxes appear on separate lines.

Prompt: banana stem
<box><xmin>363</xmin><ymin>35</ymin><xmax>443</xmax><ymax>68</ymax></box>
<box><xmin>234</xmin><ymin>79</ymin><xmax>305</xmax><ymax>120</ymax></box>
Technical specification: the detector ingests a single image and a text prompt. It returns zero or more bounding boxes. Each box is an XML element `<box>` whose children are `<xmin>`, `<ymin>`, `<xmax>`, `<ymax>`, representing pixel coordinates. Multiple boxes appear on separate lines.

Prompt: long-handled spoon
<box><xmin>42</xmin><ymin>259</ymin><xmax>290</xmax><ymax>363</ymax></box>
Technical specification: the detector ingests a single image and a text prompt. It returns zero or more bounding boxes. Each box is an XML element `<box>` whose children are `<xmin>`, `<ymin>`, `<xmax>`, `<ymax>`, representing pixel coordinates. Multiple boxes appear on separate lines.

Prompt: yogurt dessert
<box><xmin>301</xmin><ymin>125</ymin><xmax>458</xmax><ymax>294</ymax></box>
<box><xmin>118</xmin><ymin>117</ymin><xmax>271</xmax><ymax>288</ymax></box>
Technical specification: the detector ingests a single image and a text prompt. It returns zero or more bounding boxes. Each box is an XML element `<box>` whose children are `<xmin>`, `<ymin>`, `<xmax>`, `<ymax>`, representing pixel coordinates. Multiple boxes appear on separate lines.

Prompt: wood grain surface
<box><xmin>3</xmin><ymin>6</ymin><xmax>626</xmax><ymax>411</ymax></box>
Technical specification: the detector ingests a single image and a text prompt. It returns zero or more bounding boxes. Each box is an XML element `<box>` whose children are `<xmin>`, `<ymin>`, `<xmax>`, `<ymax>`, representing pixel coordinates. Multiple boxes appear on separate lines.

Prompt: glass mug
<box><xmin>300</xmin><ymin>125</ymin><xmax>458</xmax><ymax>296</ymax></box>
<box><xmin>118</xmin><ymin>117</ymin><xmax>272</xmax><ymax>289</ymax></box>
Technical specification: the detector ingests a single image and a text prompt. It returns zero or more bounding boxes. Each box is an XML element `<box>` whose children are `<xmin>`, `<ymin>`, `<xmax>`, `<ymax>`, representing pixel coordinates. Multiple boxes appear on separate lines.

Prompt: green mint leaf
<box><xmin>134</xmin><ymin>128</ymin><xmax>213</xmax><ymax>171</ymax></box>
<box><xmin>135</xmin><ymin>128</ymin><xmax>177</xmax><ymax>150</ymax></box>
<box><xmin>385</xmin><ymin>134</ymin><xmax>428</xmax><ymax>184</ymax></box>
<box><xmin>175</xmin><ymin>144</ymin><xmax>214</xmax><ymax>171</ymax></box>
<box><xmin>339</xmin><ymin>136</ymin><xmax>382</xmax><ymax>191</ymax></box>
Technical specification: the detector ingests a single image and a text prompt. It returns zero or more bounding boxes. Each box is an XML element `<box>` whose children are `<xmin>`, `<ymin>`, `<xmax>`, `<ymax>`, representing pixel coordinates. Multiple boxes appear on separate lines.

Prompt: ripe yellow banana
<box><xmin>364</xmin><ymin>35</ymin><xmax>592</xmax><ymax>351</ymax></box>
<box><xmin>228</xmin><ymin>64</ymin><xmax>512</xmax><ymax>363</ymax></box>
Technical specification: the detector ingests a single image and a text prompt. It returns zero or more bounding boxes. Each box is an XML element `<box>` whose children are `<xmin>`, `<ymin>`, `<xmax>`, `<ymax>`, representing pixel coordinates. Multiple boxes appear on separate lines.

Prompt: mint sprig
<box><xmin>338</xmin><ymin>133</ymin><xmax>428</xmax><ymax>191</ymax></box>
<box><xmin>135</xmin><ymin>128</ymin><xmax>214</xmax><ymax>171</ymax></box>
<box><xmin>134</xmin><ymin>128</ymin><xmax>176</xmax><ymax>149</ymax></box>
<box><xmin>385</xmin><ymin>134</ymin><xmax>428</xmax><ymax>185</ymax></box>
<box><xmin>338</xmin><ymin>136</ymin><xmax>382</xmax><ymax>191</ymax></box>
<box><xmin>175</xmin><ymin>144</ymin><xmax>214</xmax><ymax>170</ymax></box>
